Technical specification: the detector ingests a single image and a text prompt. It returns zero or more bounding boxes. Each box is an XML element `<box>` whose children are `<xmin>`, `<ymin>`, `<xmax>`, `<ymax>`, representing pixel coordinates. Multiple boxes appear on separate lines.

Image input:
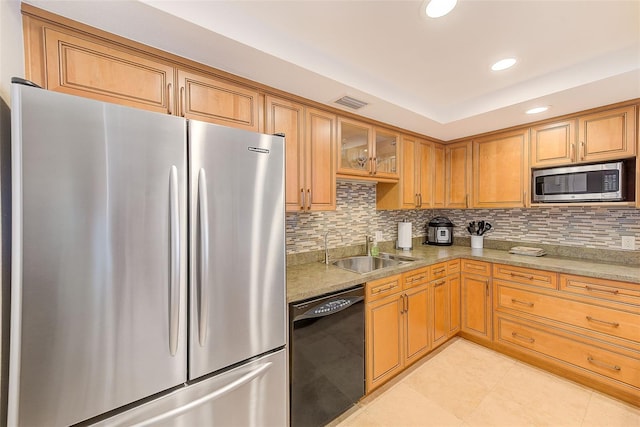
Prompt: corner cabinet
<box><xmin>472</xmin><ymin>129</ymin><xmax>529</xmax><ymax>208</ymax></box>
<box><xmin>266</xmin><ymin>96</ymin><xmax>335</xmax><ymax>212</ymax></box>
<box><xmin>337</xmin><ymin>118</ymin><xmax>399</xmax><ymax>182</ymax></box>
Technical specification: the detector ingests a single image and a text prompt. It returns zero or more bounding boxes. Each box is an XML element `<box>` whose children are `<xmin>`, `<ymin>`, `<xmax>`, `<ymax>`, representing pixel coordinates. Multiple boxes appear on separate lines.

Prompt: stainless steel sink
<box><xmin>332</xmin><ymin>253</ymin><xmax>416</xmax><ymax>274</ymax></box>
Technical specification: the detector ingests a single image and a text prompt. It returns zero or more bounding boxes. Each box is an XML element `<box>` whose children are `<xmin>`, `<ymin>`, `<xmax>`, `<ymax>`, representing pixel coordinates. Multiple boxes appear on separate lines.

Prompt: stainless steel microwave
<box><xmin>532</xmin><ymin>161</ymin><xmax>625</xmax><ymax>203</ymax></box>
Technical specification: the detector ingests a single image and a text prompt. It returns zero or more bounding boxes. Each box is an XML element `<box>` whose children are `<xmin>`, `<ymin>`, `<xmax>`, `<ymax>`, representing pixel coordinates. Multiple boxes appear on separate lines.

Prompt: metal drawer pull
<box><xmin>511</xmin><ymin>332</ymin><xmax>535</xmax><ymax>343</ymax></box>
<box><xmin>511</xmin><ymin>298</ymin><xmax>534</xmax><ymax>307</ymax></box>
<box><xmin>373</xmin><ymin>284</ymin><xmax>396</xmax><ymax>294</ymax></box>
<box><xmin>587</xmin><ymin>356</ymin><xmax>621</xmax><ymax>371</ymax></box>
<box><xmin>409</xmin><ymin>275</ymin><xmax>426</xmax><ymax>283</ymax></box>
<box><xmin>586</xmin><ymin>316</ymin><xmax>620</xmax><ymax>327</ymax></box>
<box><xmin>585</xmin><ymin>285</ymin><xmax>619</xmax><ymax>295</ymax></box>
<box><xmin>510</xmin><ymin>272</ymin><xmax>534</xmax><ymax>280</ymax></box>
<box><xmin>434</xmin><ymin>280</ymin><xmax>446</xmax><ymax>287</ymax></box>
<box><xmin>433</xmin><ymin>268</ymin><xmax>446</xmax><ymax>275</ymax></box>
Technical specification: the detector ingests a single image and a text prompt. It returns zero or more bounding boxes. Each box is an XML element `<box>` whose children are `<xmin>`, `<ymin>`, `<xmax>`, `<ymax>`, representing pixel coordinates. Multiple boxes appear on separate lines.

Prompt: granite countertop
<box><xmin>287</xmin><ymin>245</ymin><xmax>640</xmax><ymax>303</ymax></box>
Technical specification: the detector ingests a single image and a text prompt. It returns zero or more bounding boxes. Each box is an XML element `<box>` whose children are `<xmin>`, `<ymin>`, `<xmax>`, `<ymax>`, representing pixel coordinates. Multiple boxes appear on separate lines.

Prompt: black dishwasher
<box><xmin>289</xmin><ymin>285</ymin><xmax>365</xmax><ymax>427</ymax></box>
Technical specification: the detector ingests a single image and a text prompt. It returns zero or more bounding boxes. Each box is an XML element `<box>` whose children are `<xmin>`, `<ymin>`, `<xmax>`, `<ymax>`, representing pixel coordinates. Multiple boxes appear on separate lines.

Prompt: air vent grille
<box><xmin>334</xmin><ymin>96</ymin><xmax>368</xmax><ymax>110</ymax></box>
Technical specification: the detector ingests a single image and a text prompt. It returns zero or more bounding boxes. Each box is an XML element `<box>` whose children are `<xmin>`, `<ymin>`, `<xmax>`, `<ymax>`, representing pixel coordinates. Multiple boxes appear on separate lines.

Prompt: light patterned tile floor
<box><xmin>332</xmin><ymin>338</ymin><xmax>640</xmax><ymax>427</ymax></box>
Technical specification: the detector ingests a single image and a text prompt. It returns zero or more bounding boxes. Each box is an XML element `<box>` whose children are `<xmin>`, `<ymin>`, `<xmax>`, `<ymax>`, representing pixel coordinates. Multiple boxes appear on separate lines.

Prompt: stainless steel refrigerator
<box><xmin>8</xmin><ymin>83</ymin><xmax>287</xmax><ymax>426</ymax></box>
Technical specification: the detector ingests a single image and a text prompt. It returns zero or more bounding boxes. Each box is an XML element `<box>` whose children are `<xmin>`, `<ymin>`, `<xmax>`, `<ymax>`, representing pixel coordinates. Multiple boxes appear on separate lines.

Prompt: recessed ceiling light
<box><xmin>491</xmin><ymin>58</ymin><xmax>517</xmax><ymax>71</ymax></box>
<box><xmin>425</xmin><ymin>0</ymin><xmax>458</xmax><ymax>18</ymax></box>
<box><xmin>526</xmin><ymin>106</ymin><xmax>549</xmax><ymax>114</ymax></box>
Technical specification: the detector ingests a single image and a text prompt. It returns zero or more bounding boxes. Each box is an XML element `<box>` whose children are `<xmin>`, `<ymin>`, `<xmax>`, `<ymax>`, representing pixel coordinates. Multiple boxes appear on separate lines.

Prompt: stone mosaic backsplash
<box><xmin>285</xmin><ymin>181</ymin><xmax>640</xmax><ymax>255</ymax></box>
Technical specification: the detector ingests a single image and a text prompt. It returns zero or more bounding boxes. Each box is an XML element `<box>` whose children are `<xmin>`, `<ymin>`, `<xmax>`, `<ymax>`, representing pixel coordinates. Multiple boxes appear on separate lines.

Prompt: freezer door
<box><xmin>91</xmin><ymin>349</ymin><xmax>288</xmax><ymax>427</ymax></box>
<box><xmin>8</xmin><ymin>85</ymin><xmax>188</xmax><ymax>426</ymax></box>
<box><xmin>189</xmin><ymin>121</ymin><xmax>286</xmax><ymax>379</ymax></box>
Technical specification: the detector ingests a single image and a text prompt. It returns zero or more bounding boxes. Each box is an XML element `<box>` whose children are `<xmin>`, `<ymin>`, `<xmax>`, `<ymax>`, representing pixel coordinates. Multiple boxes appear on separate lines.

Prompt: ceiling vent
<box><xmin>334</xmin><ymin>96</ymin><xmax>368</xmax><ymax>110</ymax></box>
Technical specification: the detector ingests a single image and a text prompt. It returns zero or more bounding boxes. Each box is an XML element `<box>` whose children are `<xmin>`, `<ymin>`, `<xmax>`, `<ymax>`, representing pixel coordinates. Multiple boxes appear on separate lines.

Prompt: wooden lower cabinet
<box><xmin>431</xmin><ymin>272</ymin><xmax>461</xmax><ymax>349</ymax></box>
<box><xmin>366</xmin><ymin>292</ymin><xmax>404</xmax><ymax>392</ymax></box>
<box><xmin>460</xmin><ymin>262</ymin><xmax>492</xmax><ymax>343</ymax></box>
<box><xmin>365</xmin><ymin>273</ymin><xmax>430</xmax><ymax>393</ymax></box>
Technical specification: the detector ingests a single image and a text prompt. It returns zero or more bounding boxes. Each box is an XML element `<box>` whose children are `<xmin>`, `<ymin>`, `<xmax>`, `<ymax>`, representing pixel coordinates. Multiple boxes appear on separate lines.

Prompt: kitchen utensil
<box><xmin>477</xmin><ymin>221</ymin><xmax>485</xmax><ymax>235</ymax></box>
<box><xmin>479</xmin><ymin>223</ymin><xmax>492</xmax><ymax>235</ymax></box>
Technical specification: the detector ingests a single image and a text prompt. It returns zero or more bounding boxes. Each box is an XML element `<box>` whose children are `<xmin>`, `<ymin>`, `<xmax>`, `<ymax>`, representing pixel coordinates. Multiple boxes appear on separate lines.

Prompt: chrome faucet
<box><xmin>365</xmin><ymin>235</ymin><xmax>374</xmax><ymax>255</ymax></box>
<box><xmin>324</xmin><ymin>231</ymin><xmax>343</xmax><ymax>264</ymax></box>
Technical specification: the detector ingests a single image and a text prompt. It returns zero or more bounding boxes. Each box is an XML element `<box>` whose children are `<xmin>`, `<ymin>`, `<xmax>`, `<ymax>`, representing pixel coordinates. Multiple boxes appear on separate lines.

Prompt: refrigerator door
<box><xmin>91</xmin><ymin>349</ymin><xmax>288</xmax><ymax>426</ymax></box>
<box><xmin>189</xmin><ymin>121</ymin><xmax>285</xmax><ymax>379</ymax></box>
<box><xmin>8</xmin><ymin>85</ymin><xmax>188</xmax><ymax>426</ymax></box>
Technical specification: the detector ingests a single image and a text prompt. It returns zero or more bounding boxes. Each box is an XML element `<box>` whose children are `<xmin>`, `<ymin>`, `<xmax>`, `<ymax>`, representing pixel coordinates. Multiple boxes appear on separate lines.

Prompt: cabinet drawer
<box><xmin>495</xmin><ymin>283</ymin><xmax>640</xmax><ymax>347</ymax></box>
<box><xmin>560</xmin><ymin>274</ymin><xmax>640</xmax><ymax>306</ymax></box>
<box><xmin>461</xmin><ymin>259</ymin><xmax>491</xmax><ymax>276</ymax></box>
<box><xmin>493</xmin><ymin>264</ymin><xmax>557</xmax><ymax>289</ymax></box>
<box><xmin>430</xmin><ymin>262</ymin><xmax>447</xmax><ymax>280</ymax></box>
<box><xmin>403</xmin><ymin>267</ymin><xmax>430</xmax><ymax>290</ymax></box>
<box><xmin>447</xmin><ymin>259</ymin><xmax>460</xmax><ymax>275</ymax></box>
<box><xmin>495</xmin><ymin>315</ymin><xmax>640</xmax><ymax>389</ymax></box>
<box><xmin>367</xmin><ymin>274</ymin><xmax>402</xmax><ymax>302</ymax></box>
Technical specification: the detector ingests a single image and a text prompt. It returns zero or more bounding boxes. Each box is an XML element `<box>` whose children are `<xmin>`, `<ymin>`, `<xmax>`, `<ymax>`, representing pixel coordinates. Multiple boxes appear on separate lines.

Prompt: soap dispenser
<box><xmin>370</xmin><ymin>238</ymin><xmax>380</xmax><ymax>256</ymax></box>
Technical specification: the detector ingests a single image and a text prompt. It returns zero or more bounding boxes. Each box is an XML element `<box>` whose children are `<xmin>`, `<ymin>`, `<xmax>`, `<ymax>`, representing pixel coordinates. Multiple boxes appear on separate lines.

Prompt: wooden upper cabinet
<box><xmin>266</xmin><ymin>97</ymin><xmax>305</xmax><ymax>211</ymax></box>
<box><xmin>304</xmin><ymin>108</ymin><xmax>337</xmax><ymax>211</ymax></box>
<box><xmin>445</xmin><ymin>141</ymin><xmax>472</xmax><ymax>208</ymax></box>
<box><xmin>400</xmin><ymin>136</ymin><xmax>432</xmax><ymax>209</ymax></box>
<box><xmin>473</xmin><ymin>129</ymin><xmax>529</xmax><ymax>208</ymax></box>
<box><xmin>41</xmin><ymin>28</ymin><xmax>175</xmax><ymax>114</ymax></box>
<box><xmin>432</xmin><ymin>144</ymin><xmax>446</xmax><ymax>209</ymax></box>
<box><xmin>531</xmin><ymin>120</ymin><xmax>576</xmax><ymax>167</ymax></box>
<box><xmin>266</xmin><ymin>97</ymin><xmax>335</xmax><ymax>212</ymax></box>
<box><xmin>578</xmin><ymin>105</ymin><xmax>636</xmax><ymax>162</ymax></box>
<box><xmin>177</xmin><ymin>70</ymin><xmax>260</xmax><ymax>131</ymax></box>
<box><xmin>337</xmin><ymin>118</ymin><xmax>399</xmax><ymax>181</ymax></box>
<box><xmin>374</xmin><ymin>128</ymin><xmax>400</xmax><ymax>180</ymax></box>
<box><xmin>401</xmin><ymin>136</ymin><xmax>417</xmax><ymax>208</ymax></box>
<box><xmin>337</xmin><ymin>117</ymin><xmax>374</xmax><ymax>177</ymax></box>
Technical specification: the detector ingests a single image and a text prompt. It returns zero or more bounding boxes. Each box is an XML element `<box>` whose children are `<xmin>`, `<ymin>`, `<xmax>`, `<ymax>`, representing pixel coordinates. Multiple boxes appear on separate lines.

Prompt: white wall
<box><xmin>0</xmin><ymin>0</ymin><xmax>24</xmax><ymax>423</ymax></box>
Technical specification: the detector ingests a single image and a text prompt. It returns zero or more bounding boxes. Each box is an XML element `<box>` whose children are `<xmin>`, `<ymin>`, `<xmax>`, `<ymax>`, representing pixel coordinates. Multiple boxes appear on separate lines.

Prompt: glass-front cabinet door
<box><xmin>374</xmin><ymin>128</ymin><xmax>399</xmax><ymax>179</ymax></box>
<box><xmin>338</xmin><ymin>117</ymin><xmax>373</xmax><ymax>177</ymax></box>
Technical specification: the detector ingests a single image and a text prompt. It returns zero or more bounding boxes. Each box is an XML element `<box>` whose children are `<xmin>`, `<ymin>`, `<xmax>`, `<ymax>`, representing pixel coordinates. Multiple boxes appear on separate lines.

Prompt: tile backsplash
<box><xmin>286</xmin><ymin>181</ymin><xmax>640</xmax><ymax>255</ymax></box>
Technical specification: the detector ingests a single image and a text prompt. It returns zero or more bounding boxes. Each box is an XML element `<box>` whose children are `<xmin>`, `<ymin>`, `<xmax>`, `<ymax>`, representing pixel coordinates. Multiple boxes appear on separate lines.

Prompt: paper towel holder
<box><xmin>397</xmin><ymin>219</ymin><xmax>413</xmax><ymax>251</ymax></box>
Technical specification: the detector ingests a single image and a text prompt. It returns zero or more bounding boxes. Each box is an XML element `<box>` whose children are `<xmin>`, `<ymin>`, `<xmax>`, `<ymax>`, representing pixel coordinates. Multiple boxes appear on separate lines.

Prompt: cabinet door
<box><xmin>374</xmin><ymin>128</ymin><xmax>400</xmax><ymax>179</ymax></box>
<box><xmin>445</xmin><ymin>141</ymin><xmax>471</xmax><ymax>208</ymax></box>
<box><xmin>43</xmin><ymin>28</ymin><xmax>175</xmax><ymax>114</ymax></box>
<box><xmin>178</xmin><ymin>70</ymin><xmax>260</xmax><ymax>131</ymax></box>
<box><xmin>366</xmin><ymin>294</ymin><xmax>403</xmax><ymax>393</ymax></box>
<box><xmin>578</xmin><ymin>106</ymin><xmax>636</xmax><ymax>162</ymax></box>
<box><xmin>265</xmin><ymin>97</ymin><xmax>305</xmax><ymax>212</ymax></box>
<box><xmin>531</xmin><ymin>120</ymin><xmax>576</xmax><ymax>167</ymax></box>
<box><xmin>461</xmin><ymin>273</ymin><xmax>492</xmax><ymax>341</ymax></box>
<box><xmin>401</xmin><ymin>136</ymin><xmax>418</xmax><ymax>208</ymax></box>
<box><xmin>432</xmin><ymin>144</ymin><xmax>446</xmax><ymax>208</ymax></box>
<box><xmin>473</xmin><ymin>129</ymin><xmax>529</xmax><ymax>208</ymax></box>
<box><xmin>404</xmin><ymin>285</ymin><xmax>430</xmax><ymax>365</ymax></box>
<box><xmin>305</xmin><ymin>108</ymin><xmax>337</xmax><ymax>211</ymax></box>
<box><xmin>417</xmin><ymin>140</ymin><xmax>433</xmax><ymax>208</ymax></box>
<box><xmin>431</xmin><ymin>279</ymin><xmax>449</xmax><ymax>349</ymax></box>
<box><xmin>448</xmin><ymin>274</ymin><xmax>461</xmax><ymax>337</ymax></box>
<box><xmin>337</xmin><ymin>117</ymin><xmax>373</xmax><ymax>177</ymax></box>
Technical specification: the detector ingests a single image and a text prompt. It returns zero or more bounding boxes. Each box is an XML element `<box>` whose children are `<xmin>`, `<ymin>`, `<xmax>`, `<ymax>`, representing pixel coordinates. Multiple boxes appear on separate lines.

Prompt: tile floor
<box><xmin>332</xmin><ymin>338</ymin><xmax>640</xmax><ymax>427</ymax></box>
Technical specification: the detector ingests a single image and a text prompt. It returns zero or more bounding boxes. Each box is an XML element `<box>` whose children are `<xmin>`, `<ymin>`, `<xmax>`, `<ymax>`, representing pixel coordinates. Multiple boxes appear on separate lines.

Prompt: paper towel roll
<box><xmin>397</xmin><ymin>221</ymin><xmax>412</xmax><ymax>250</ymax></box>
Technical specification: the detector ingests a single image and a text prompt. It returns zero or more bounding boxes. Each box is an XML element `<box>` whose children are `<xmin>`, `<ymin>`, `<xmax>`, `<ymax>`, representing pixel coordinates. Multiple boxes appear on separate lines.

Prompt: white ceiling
<box><xmin>26</xmin><ymin>0</ymin><xmax>640</xmax><ymax>141</ymax></box>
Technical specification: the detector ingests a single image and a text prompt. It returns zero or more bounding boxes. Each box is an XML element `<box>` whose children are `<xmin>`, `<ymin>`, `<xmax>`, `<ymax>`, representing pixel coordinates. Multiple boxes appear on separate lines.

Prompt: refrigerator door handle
<box><xmin>132</xmin><ymin>362</ymin><xmax>274</xmax><ymax>427</ymax></box>
<box><xmin>169</xmin><ymin>165</ymin><xmax>181</xmax><ymax>356</ymax></box>
<box><xmin>197</xmin><ymin>168</ymin><xmax>209</xmax><ymax>347</ymax></box>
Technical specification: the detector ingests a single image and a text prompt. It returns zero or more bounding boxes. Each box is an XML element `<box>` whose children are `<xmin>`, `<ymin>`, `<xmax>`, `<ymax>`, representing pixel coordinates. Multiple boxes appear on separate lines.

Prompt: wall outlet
<box><xmin>621</xmin><ymin>236</ymin><xmax>635</xmax><ymax>250</ymax></box>
<box><xmin>375</xmin><ymin>231</ymin><xmax>383</xmax><ymax>241</ymax></box>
